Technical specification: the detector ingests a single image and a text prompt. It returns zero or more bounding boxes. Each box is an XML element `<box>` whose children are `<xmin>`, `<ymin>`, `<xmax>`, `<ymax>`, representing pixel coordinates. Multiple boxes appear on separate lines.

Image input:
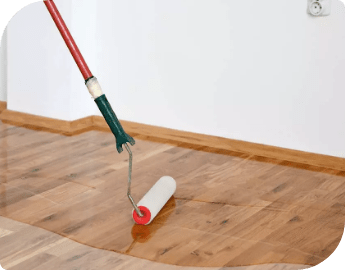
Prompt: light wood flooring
<box><xmin>0</xmin><ymin>216</ymin><xmax>310</xmax><ymax>270</ymax></box>
<box><xmin>0</xmin><ymin>121</ymin><xmax>344</xmax><ymax>268</ymax></box>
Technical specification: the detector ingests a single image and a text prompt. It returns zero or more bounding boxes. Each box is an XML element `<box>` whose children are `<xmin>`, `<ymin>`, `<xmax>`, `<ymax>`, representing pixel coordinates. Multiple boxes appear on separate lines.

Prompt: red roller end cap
<box><xmin>133</xmin><ymin>206</ymin><xmax>151</xmax><ymax>225</ymax></box>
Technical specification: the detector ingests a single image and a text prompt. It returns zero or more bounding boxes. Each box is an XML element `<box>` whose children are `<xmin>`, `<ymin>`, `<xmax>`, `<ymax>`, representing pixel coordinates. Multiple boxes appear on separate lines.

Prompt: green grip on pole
<box><xmin>94</xmin><ymin>94</ymin><xmax>135</xmax><ymax>153</ymax></box>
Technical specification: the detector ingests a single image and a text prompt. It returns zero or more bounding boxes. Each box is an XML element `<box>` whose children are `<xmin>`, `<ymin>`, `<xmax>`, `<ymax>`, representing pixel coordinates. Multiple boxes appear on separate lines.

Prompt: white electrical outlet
<box><xmin>308</xmin><ymin>0</ymin><xmax>332</xmax><ymax>16</ymax></box>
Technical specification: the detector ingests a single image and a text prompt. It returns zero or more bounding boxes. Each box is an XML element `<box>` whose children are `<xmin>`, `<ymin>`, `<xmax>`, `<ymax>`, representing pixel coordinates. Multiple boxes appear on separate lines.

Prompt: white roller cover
<box><xmin>133</xmin><ymin>176</ymin><xmax>176</xmax><ymax>225</ymax></box>
<box><xmin>86</xmin><ymin>77</ymin><xmax>103</xmax><ymax>99</ymax></box>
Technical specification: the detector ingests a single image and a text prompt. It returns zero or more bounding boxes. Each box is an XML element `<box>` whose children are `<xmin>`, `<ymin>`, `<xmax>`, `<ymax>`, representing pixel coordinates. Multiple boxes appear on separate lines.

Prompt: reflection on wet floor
<box><xmin>127</xmin><ymin>197</ymin><xmax>177</xmax><ymax>254</ymax></box>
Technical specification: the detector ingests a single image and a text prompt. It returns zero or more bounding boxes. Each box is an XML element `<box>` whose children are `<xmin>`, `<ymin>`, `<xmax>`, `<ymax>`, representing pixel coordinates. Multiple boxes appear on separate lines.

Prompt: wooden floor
<box><xmin>0</xmin><ymin>121</ymin><xmax>344</xmax><ymax>268</ymax></box>
<box><xmin>0</xmin><ymin>216</ymin><xmax>310</xmax><ymax>270</ymax></box>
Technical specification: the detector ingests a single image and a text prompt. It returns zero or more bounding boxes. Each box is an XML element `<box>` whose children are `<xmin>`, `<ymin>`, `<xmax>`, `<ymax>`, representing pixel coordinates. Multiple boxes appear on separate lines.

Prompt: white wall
<box><xmin>6</xmin><ymin>0</ymin><xmax>95</xmax><ymax>120</ymax></box>
<box><xmin>0</xmin><ymin>28</ymin><xmax>7</xmax><ymax>102</ymax></box>
<box><xmin>4</xmin><ymin>0</ymin><xmax>345</xmax><ymax>158</ymax></box>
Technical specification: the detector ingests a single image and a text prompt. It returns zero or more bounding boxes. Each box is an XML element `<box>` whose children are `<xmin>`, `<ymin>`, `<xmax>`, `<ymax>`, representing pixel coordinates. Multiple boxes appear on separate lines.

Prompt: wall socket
<box><xmin>308</xmin><ymin>0</ymin><xmax>331</xmax><ymax>16</ymax></box>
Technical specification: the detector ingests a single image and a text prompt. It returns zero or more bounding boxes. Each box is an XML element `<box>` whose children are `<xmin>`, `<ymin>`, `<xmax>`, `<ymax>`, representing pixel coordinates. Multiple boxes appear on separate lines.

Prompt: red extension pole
<box><xmin>44</xmin><ymin>0</ymin><xmax>93</xmax><ymax>80</ymax></box>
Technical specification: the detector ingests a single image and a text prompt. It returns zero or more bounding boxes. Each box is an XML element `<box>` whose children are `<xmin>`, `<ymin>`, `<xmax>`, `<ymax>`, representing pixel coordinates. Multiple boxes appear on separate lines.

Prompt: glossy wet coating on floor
<box><xmin>0</xmin><ymin>216</ymin><xmax>310</xmax><ymax>270</ymax></box>
<box><xmin>0</xmin><ymin>121</ymin><xmax>344</xmax><ymax>268</ymax></box>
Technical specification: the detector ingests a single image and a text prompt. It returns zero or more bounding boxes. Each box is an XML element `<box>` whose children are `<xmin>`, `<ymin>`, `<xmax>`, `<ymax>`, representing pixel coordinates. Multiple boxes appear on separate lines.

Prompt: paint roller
<box><xmin>43</xmin><ymin>0</ymin><xmax>176</xmax><ymax>225</ymax></box>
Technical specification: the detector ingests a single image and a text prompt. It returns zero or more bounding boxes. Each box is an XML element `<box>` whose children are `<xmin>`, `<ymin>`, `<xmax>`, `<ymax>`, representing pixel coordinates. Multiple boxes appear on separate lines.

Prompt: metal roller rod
<box><xmin>124</xmin><ymin>143</ymin><xmax>143</xmax><ymax>217</ymax></box>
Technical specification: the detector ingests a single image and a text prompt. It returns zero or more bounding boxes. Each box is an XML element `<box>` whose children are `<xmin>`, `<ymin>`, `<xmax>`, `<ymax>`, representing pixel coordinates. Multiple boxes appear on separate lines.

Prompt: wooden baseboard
<box><xmin>0</xmin><ymin>109</ymin><xmax>94</xmax><ymax>136</ymax></box>
<box><xmin>107</xmin><ymin>117</ymin><xmax>345</xmax><ymax>173</ymax></box>
<box><xmin>0</xmin><ymin>101</ymin><xmax>6</xmax><ymax>113</ymax></box>
<box><xmin>0</xmin><ymin>108</ymin><xmax>344</xmax><ymax>173</ymax></box>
